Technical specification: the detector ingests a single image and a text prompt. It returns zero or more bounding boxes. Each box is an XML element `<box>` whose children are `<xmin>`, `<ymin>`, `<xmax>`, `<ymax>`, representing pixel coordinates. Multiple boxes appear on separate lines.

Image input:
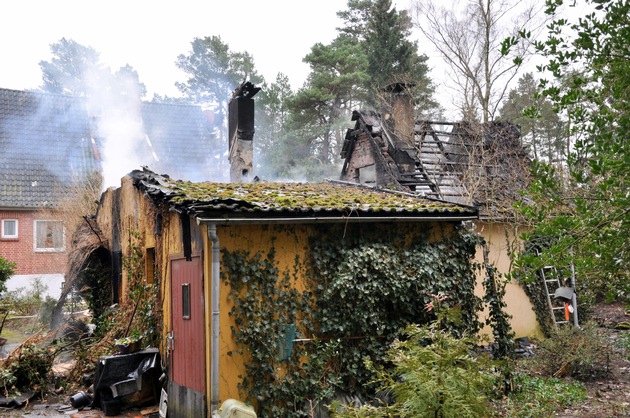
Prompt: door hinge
<box><xmin>167</xmin><ymin>331</ymin><xmax>175</xmax><ymax>351</ymax></box>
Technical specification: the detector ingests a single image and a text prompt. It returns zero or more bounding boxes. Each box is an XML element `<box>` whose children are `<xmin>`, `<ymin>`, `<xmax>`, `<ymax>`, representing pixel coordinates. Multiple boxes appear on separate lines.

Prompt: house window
<box><xmin>1</xmin><ymin>219</ymin><xmax>18</xmax><ymax>239</ymax></box>
<box><xmin>359</xmin><ymin>165</ymin><xmax>376</xmax><ymax>185</ymax></box>
<box><xmin>33</xmin><ymin>220</ymin><xmax>65</xmax><ymax>252</ymax></box>
<box><xmin>182</xmin><ymin>283</ymin><xmax>191</xmax><ymax>319</ymax></box>
<box><xmin>145</xmin><ymin>248</ymin><xmax>156</xmax><ymax>284</ymax></box>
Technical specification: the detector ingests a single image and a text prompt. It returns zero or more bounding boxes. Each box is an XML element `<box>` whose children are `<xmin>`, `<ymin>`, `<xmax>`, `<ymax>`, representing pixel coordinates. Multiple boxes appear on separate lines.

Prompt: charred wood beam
<box><xmin>231</xmin><ymin>81</ymin><xmax>261</xmax><ymax>99</ymax></box>
<box><xmin>180</xmin><ymin>213</ymin><xmax>192</xmax><ymax>262</ymax></box>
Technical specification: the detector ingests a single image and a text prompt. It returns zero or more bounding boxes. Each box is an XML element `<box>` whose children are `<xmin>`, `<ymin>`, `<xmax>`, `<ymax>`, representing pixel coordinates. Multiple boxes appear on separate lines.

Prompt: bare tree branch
<box><xmin>411</xmin><ymin>0</ymin><xmax>546</xmax><ymax>122</ymax></box>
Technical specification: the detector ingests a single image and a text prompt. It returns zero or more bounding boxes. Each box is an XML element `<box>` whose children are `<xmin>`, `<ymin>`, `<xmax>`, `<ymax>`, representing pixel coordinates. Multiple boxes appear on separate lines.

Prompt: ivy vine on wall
<box><xmin>120</xmin><ymin>228</ymin><xmax>161</xmax><ymax>347</ymax></box>
<box><xmin>222</xmin><ymin>247</ymin><xmax>331</xmax><ymax>417</ymax></box>
<box><xmin>222</xmin><ymin>223</ymin><xmax>511</xmax><ymax>416</ymax></box>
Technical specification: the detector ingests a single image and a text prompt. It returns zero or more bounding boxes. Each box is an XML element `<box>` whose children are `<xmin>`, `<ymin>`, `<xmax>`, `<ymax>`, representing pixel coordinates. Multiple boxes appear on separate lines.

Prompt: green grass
<box><xmin>0</xmin><ymin>327</ymin><xmax>30</xmax><ymax>344</ymax></box>
<box><xmin>614</xmin><ymin>331</ymin><xmax>630</xmax><ymax>359</ymax></box>
<box><xmin>492</xmin><ymin>374</ymin><xmax>587</xmax><ymax>418</ymax></box>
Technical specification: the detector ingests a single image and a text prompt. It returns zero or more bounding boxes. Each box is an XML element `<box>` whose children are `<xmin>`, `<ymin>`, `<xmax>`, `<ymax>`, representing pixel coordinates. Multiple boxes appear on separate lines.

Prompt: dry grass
<box><xmin>36</xmin><ymin>171</ymin><xmax>108</xmax><ymax>330</ymax></box>
<box><xmin>38</xmin><ymin>171</ymin><xmax>103</xmax><ymax>237</ymax></box>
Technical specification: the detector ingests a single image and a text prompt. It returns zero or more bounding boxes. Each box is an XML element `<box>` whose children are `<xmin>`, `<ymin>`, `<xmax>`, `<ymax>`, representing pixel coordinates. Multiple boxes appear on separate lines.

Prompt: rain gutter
<box><xmin>195</xmin><ymin>215</ymin><xmax>477</xmax><ymax>225</ymax></box>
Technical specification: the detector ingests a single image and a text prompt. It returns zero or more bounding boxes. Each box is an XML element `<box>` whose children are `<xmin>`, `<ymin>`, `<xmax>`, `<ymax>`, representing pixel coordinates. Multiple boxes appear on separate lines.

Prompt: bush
<box><xmin>332</xmin><ymin>314</ymin><xmax>496</xmax><ymax>418</ymax></box>
<box><xmin>38</xmin><ymin>296</ymin><xmax>57</xmax><ymax>327</ymax></box>
<box><xmin>0</xmin><ymin>343</ymin><xmax>54</xmax><ymax>397</ymax></box>
<box><xmin>0</xmin><ymin>256</ymin><xmax>16</xmax><ymax>294</ymax></box>
<box><xmin>528</xmin><ymin>321</ymin><xmax>617</xmax><ymax>381</ymax></box>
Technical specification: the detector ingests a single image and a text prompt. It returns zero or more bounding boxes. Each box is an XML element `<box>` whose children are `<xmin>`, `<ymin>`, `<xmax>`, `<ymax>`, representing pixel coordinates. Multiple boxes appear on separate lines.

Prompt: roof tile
<box><xmin>0</xmin><ymin>88</ymin><xmax>215</xmax><ymax>209</ymax></box>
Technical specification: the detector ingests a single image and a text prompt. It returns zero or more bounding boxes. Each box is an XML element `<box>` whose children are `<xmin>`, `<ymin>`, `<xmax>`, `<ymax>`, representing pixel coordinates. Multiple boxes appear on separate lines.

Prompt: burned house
<box><xmin>65</xmin><ymin>82</ymin><xmax>499</xmax><ymax>417</ymax></box>
<box><xmin>339</xmin><ymin>88</ymin><xmax>539</xmax><ymax>338</ymax></box>
<box><xmin>89</xmin><ymin>167</ymin><xmax>480</xmax><ymax>416</ymax></box>
<box><xmin>340</xmin><ymin>112</ymin><xmax>531</xmax><ymax>213</ymax></box>
<box><xmin>43</xmin><ymin>79</ymin><xmax>541</xmax><ymax>416</ymax></box>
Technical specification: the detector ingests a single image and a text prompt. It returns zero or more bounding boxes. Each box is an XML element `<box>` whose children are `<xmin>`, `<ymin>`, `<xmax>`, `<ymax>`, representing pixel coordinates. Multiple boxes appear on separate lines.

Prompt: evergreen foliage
<box><xmin>332</xmin><ymin>308</ymin><xmax>496</xmax><ymax>418</ymax></box>
<box><xmin>269</xmin><ymin>0</ymin><xmax>437</xmax><ymax>180</ymax></box>
<box><xmin>481</xmin><ymin>244</ymin><xmax>515</xmax><ymax>360</ymax></box>
<box><xmin>39</xmin><ymin>38</ymin><xmax>103</xmax><ymax>95</ymax></box>
<box><xmin>0</xmin><ymin>256</ymin><xmax>15</xmax><ymax>294</ymax></box>
<box><xmin>283</xmin><ymin>34</ymin><xmax>368</xmax><ymax>176</ymax></box>
<box><xmin>515</xmin><ymin>0</ymin><xmax>630</xmax><ymax>305</ymax></box>
<box><xmin>363</xmin><ymin>0</ymin><xmax>433</xmax><ymax>107</ymax></box>
<box><xmin>498</xmin><ymin>72</ymin><xmax>566</xmax><ymax>162</ymax></box>
<box><xmin>39</xmin><ymin>38</ymin><xmax>146</xmax><ymax>97</ymax></box>
<box><xmin>255</xmin><ymin>73</ymin><xmax>295</xmax><ymax>179</ymax></box>
<box><xmin>175</xmin><ymin>35</ymin><xmax>264</xmax><ymax>108</ymax></box>
<box><xmin>76</xmin><ymin>248</ymin><xmax>113</xmax><ymax>334</ymax></box>
<box><xmin>174</xmin><ymin>35</ymin><xmax>265</xmax><ymax>180</ymax></box>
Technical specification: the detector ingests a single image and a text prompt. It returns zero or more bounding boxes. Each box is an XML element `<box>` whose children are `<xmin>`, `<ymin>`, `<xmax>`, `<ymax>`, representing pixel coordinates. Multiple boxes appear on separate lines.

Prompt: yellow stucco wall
<box><xmin>209</xmin><ymin>224</ymin><xmax>312</xmax><ymax>404</ymax></box>
<box><xmin>474</xmin><ymin>221</ymin><xmax>542</xmax><ymax>339</ymax></box>
<box><xmin>96</xmin><ymin>177</ymin><xmax>190</xmax><ymax>354</ymax></box>
<box><xmin>205</xmin><ymin>222</ymin><xmax>455</xmax><ymax>405</ymax></box>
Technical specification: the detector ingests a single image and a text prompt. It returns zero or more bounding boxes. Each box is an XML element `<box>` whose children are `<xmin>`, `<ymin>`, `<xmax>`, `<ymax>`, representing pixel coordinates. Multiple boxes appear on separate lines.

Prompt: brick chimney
<box><xmin>384</xmin><ymin>82</ymin><xmax>415</xmax><ymax>147</ymax></box>
<box><xmin>228</xmin><ymin>82</ymin><xmax>260</xmax><ymax>182</ymax></box>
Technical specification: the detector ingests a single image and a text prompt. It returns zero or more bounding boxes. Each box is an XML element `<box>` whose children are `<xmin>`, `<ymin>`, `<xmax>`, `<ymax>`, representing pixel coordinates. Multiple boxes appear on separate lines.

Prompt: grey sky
<box><xmin>0</xmin><ymin>0</ymin><xmax>353</xmax><ymax>97</ymax></box>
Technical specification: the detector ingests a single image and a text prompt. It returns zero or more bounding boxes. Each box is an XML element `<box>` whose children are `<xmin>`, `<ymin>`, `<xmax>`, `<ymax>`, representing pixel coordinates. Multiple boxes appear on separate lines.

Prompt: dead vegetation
<box><xmin>50</xmin><ymin>218</ymin><xmax>108</xmax><ymax>330</ymax></box>
<box><xmin>452</xmin><ymin>121</ymin><xmax>532</xmax><ymax>217</ymax></box>
<box><xmin>0</xmin><ymin>288</ymin><xmax>153</xmax><ymax>405</ymax></box>
<box><xmin>35</xmin><ymin>171</ymin><xmax>104</xmax><ymax>331</ymax></box>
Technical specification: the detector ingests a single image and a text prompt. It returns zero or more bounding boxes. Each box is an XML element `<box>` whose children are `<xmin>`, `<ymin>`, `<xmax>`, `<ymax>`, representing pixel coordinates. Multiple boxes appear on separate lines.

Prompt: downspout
<box><xmin>208</xmin><ymin>224</ymin><xmax>220</xmax><ymax>414</ymax></box>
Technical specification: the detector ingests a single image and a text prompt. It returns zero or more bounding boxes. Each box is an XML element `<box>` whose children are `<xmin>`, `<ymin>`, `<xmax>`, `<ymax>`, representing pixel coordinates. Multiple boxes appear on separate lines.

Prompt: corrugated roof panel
<box><xmin>131</xmin><ymin>169</ymin><xmax>478</xmax><ymax>221</ymax></box>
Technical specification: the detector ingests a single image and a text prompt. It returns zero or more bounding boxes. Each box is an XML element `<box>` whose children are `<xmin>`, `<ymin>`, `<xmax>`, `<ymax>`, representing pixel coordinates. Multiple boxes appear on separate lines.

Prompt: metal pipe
<box><xmin>570</xmin><ymin>259</ymin><xmax>579</xmax><ymax>327</ymax></box>
<box><xmin>208</xmin><ymin>224</ymin><xmax>220</xmax><ymax>414</ymax></box>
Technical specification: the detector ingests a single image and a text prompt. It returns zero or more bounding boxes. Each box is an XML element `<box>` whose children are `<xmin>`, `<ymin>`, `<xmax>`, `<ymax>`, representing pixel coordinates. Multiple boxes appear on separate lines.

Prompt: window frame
<box><xmin>33</xmin><ymin>220</ymin><xmax>66</xmax><ymax>252</ymax></box>
<box><xmin>182</xmin><ymin>283</ymin><xmax>191</xmax><ymax>319</ymax></box>
<box><xmin>1</xmin><ymin>219</ymin><xmax>18</xmax><ymax>239</ymax></box>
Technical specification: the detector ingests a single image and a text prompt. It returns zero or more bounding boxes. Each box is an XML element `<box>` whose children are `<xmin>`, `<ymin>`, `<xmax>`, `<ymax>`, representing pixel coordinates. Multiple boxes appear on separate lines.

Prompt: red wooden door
<box><xmin>170</xmin><ymin>255</ymin><xmax>205</xmax><ymax>393</ymax></box>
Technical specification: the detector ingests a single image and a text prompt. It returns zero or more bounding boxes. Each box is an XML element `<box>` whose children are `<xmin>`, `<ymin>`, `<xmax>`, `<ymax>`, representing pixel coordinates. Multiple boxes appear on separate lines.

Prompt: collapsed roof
<box><xmin>340</xmin><ymin>109</ymin><xmax>531</xmax><ymax>218</ymax></box>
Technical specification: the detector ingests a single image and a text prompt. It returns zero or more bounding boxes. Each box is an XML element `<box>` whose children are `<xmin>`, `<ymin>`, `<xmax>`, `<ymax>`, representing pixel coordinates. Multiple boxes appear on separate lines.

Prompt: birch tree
<box><xmin>411</xmin><ymin>0</ymin><xmax>543</xmax><ymax>122</ymax></box>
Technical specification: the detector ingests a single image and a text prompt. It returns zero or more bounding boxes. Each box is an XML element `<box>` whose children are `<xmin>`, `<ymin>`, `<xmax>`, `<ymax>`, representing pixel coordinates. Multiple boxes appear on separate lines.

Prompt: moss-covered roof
<box><xmin>130</xmin><ymin>169</ymin><xmax>478</xmax><ymax>222</ymax></box>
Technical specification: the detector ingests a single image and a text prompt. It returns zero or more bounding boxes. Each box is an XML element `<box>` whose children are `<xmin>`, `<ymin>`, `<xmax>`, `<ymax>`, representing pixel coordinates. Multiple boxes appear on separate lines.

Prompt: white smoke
<box><xmin>83</xmin><ymin>66</ymin><xmax>151</xmax><ymax>190</ymax></box>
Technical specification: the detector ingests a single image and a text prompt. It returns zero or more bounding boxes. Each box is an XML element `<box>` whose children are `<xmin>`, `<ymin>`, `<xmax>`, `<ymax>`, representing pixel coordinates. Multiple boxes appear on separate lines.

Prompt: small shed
<box><xmin>91</xmin><ymin>167</ymin><xmax>482</xmax><ymax>417</ymax></box>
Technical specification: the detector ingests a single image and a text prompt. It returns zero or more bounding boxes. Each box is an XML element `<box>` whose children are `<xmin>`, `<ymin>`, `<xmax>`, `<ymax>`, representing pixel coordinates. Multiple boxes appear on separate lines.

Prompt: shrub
<box><xmin>37</xmin><ymin>296</ymin><xmax>58</xmax><ymax>328</ymax></box>
<box><xmin>332</xmin><ymin>313</ymin><xmax>496</xmax><ymax>418</ymax></box>
<box><xmin>528</xmin><ymin>321</ymin><xmax>616</xmax><ymax>380</ymax></box>
<box><xmin>0</xmin><ymin>343</ymin><xmax>54</xmax><ymax>398</ymax></box>
<box><xmin>0</xmin><ymin>256</ymin><xmax>15</xmax><ymax>294</ymax></box>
